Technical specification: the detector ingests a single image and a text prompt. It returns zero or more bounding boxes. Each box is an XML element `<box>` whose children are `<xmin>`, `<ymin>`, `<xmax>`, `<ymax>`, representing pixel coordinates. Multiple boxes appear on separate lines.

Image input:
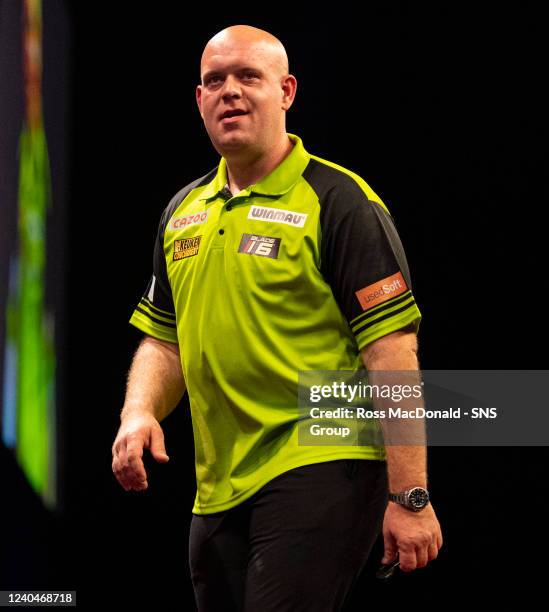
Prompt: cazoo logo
<box><xmin>170</xmin><ymin>211</ymin><xmax>208</xmax><ymax>230</ymax></box>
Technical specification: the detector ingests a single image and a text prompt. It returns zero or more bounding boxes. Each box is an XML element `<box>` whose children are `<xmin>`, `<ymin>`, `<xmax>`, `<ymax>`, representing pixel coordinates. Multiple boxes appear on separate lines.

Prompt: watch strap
<box><xmin>388</xmin><ymin>492</ymin><xmax>407</xmax><ymax>505</ymax></box>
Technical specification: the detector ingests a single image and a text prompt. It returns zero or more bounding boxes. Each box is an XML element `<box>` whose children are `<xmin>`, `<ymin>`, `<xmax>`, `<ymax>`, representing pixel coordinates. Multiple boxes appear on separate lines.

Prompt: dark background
<box><xmin>4</xmin><ymin>2</ymin><xmax>547</xmax><ymax>608</ymax></box>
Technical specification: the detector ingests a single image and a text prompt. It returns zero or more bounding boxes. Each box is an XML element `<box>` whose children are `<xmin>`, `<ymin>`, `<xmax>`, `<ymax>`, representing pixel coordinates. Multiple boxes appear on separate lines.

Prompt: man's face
<box><xmin>196</xmin><ymin>41</ymin><xmax>289</xmax><ymax>156</ymax></box>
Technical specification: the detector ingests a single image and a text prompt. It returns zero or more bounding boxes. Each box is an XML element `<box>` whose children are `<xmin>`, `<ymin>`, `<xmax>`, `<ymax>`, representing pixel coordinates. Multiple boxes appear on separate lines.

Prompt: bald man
<box><xmin>112</xmin><ymin>25</ymin><xmax>442</xmax><ymax>611</ymax></box>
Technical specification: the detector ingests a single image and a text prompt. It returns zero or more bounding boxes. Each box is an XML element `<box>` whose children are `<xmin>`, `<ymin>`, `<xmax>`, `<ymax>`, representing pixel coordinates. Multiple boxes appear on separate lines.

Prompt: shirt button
<box><xmin>219</xmin><ymin>229</ymin><xmax>225</xmax><ymax>235</ymax></box>
<box><xmin>226</xmin><ymin>205</ymin><xmax>233</xmax><ymax>211</ymax></box>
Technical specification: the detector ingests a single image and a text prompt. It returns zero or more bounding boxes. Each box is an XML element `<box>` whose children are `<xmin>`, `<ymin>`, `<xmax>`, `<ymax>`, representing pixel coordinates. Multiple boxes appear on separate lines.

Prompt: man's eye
<box><xmin>243</xmin><ymin>73</ymin><xmax>258</xmax><ymax>80</ymax></box>
<box><xmin>207</xmin><ymin>76</ymin><xmax>222</xmax><ymax>85</ymax></box>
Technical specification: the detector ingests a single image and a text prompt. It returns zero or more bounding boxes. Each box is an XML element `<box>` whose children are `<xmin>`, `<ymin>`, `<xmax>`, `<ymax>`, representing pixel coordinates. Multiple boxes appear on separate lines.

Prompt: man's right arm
<box><xmin>111</xmin><ymin>335</ymin><xmax>186</xmax><ymax>492</ymax></box>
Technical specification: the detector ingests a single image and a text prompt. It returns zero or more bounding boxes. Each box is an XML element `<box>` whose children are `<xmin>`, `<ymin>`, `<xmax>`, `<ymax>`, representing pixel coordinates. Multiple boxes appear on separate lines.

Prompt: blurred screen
<box><xmin>1</xmin><ymin>0</ymin><xmax>68</xmax><ymax>512</ymax></box>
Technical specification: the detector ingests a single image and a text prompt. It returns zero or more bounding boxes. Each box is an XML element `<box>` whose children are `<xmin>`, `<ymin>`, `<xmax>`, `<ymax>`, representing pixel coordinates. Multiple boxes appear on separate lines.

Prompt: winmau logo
<box><xmin>248</xmin><ymin>205</ymin><xmax>307</xmax><ymax>228</ymax></box>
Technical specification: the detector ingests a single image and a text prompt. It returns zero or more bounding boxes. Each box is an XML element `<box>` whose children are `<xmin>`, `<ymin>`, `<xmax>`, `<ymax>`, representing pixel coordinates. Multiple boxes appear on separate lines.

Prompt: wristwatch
<box><xmin>388</xmin><ymin>487</ymin><xmax>430</xmax><ymax>512</ymax></box>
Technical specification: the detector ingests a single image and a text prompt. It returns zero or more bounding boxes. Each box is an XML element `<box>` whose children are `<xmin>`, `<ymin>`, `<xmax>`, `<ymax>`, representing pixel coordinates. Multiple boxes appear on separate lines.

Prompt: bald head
<box><xmin>201</xmin><ymin>25</ymin><xmax>289</xmax><ymax>80</ymax></box>
<box><xmin>196</xmin><ymin>24</ymin><xmax>297</xmax><ymax>162</ymax></box>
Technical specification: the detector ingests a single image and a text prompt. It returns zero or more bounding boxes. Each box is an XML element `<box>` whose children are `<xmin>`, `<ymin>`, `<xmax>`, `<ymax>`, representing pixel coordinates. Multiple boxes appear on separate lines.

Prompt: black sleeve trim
<box><xmin>141</xmin><ymin>296</ymin><xmax>176</xmax><ymax>320</ymax></box>
<box><xmin>134</xmin><ymin>306</ymin><xmax>177</xmax><ymax>328</ymax></box>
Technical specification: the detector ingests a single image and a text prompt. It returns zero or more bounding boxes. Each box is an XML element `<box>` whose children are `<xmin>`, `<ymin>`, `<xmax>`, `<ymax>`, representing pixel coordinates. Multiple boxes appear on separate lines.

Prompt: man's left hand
<box><xmin>381</xmin><ymin>502</ymin><xmax>443</xmax><ymax>572</ymax></box>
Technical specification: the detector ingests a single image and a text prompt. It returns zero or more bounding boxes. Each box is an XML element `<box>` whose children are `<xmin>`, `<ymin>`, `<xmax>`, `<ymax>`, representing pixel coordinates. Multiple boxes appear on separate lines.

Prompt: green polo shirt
<box><xmin>130</xmin><ymin>133</ymin><xmax>421</xmax><ymax>514</ymax></box>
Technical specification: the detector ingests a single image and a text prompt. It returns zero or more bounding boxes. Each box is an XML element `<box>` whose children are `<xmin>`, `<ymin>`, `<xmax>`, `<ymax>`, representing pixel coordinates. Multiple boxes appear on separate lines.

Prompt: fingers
<box><xmin>383</xmin><ymin>503</ymin><xmax>444</xmax><ymax>574</ymax></box>
<box><xmin>148</xmin><ymin>427</ymin><xmax>170</xmax><ymax>463</ymax></box>
<box><xmin>427</xmin><ymin>540</ymin><xmax>439</xmax><ymax>564</ymax></box>
<box><xmin>414</xmin><ymin>545</ymin><xmax>429</xmax><ymax>570</ymax></box>
<box><xmin>112</xmin><ymin>432</ymin><xmax>149</xmax><ymax>492</ymax></box>
<box><xmin>112</xmin><ymin>416</ymin><xmax>171</xmax><ymax>492</ymax></box>
<box><xmin>126</xmin><ymin>435</ymin><xmax>148</xmax><ymax>490</ymax></box>
<box><xmin>395</xmin><ymin>533</ymin><xmax>442</xmax><ymax>572</ymax></box>
<box><xmin>381</xmin><ymin>535</ymin><xmax>398</xmax><ymax>566</ymax></box>
<box><xmin>396</xmin><ymin>545</ymin><xmax>417</xmax><ymax>573</ymax></box>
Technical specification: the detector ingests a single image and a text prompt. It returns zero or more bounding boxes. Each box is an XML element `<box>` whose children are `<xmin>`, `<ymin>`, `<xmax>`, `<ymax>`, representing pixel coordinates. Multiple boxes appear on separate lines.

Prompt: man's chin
<box><xmin>215</xmin><ymin>132</ymin><xmax>253</xmax><ymax>153</ymax></box>
<box><xmin>218</xmin><ymin>131</ymin><xmax>249</xmax><ymax>145</ymax></box>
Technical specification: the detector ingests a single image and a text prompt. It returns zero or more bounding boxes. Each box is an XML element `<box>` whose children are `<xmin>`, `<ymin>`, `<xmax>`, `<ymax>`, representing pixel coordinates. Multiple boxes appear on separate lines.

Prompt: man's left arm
<box><xmin>361</xmin><ymin>325</ymin><xmax>443</xmax><ymax>572</ymax></box>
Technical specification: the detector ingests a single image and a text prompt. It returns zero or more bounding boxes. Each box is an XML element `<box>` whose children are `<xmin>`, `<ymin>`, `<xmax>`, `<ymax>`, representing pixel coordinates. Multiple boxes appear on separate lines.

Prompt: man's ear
<box><xmin>196</xmin><ymin>84</ymin><xmax>204</xmax><ymax>118</ymax></box>
<box><xmin>281</xmin><ymin>74</ymin><xmax>297</xmax><ymax>111</ymax></box>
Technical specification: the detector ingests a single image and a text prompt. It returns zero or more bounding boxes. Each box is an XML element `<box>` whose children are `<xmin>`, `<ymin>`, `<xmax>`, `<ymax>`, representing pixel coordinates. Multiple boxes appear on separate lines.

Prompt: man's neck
<box><xmin>224</xmin><ymin>134</ymin><xmax>294</xmax><ymax>195</ymax></box>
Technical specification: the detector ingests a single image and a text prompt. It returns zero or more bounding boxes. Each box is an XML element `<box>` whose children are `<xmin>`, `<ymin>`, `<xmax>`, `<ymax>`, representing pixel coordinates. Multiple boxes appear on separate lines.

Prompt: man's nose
<box><xmin>221</xmin><ymin>75</ymin><xmax>242</xmax><ymax>99</ymax></box>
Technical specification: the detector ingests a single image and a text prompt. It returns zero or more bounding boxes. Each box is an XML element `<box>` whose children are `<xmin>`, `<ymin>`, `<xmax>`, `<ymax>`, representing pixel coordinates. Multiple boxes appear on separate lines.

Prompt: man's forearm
<box><xmin>381</xmin><ymin>445</ymin><xmax>427</xmax><ymax>491</ymax></box>
<box><xmin>360</xmin><ymin>328</ymin><xmax>427</xmax><ymax>492</ymax></box>
<box><xmin>121</xmin><ymin>335</ymin><xmax>186</xmax><ymax>423</ymax></box>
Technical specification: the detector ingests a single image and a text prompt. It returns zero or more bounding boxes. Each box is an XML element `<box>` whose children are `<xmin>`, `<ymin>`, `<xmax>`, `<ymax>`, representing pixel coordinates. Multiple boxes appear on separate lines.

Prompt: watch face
<box><xmin>408</xmin><ymin>487</ymin><xmax>429</xmax><ymax>509</ymax></box>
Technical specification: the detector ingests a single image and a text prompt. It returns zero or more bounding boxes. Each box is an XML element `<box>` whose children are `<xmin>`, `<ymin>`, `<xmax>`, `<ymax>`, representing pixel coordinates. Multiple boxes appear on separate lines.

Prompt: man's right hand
<box><xmin>111</xmin><ymin>412</ymin><xmax>170</xmax><ymax>492</ymax></box>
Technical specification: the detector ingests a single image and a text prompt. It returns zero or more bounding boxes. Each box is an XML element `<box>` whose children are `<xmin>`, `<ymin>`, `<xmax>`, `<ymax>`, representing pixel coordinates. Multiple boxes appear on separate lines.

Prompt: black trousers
<box><xmin>189</xmin><ymin>459</ymin><xmax>388</xmax><ymax>612</ymax></box>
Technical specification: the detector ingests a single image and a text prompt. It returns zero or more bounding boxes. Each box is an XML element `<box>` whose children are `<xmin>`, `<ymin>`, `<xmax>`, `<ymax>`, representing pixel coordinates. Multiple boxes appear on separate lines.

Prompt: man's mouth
<box><xmin>219</xmin><ymin>109</ymin><xmax>249</xmax><ymax>123</ymax></box>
